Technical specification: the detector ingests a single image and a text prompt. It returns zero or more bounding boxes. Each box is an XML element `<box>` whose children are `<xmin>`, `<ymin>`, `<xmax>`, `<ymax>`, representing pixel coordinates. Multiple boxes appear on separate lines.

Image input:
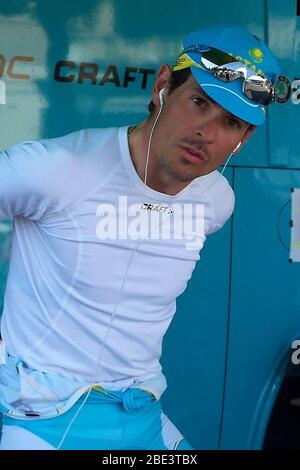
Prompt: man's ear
<box><xmin>237</xmin><ymin>124</ymin><xmax>256</xmax><ymax>152</ymax></box>
<box><xmin>152</xmin><ymin>64</ymin><xmax>172</xmax><ymax>107</ymax></box>
<box><xmin>244</xmin><ymin>124</ymin><xmax>256</xmax><ymax>141</ymax></box>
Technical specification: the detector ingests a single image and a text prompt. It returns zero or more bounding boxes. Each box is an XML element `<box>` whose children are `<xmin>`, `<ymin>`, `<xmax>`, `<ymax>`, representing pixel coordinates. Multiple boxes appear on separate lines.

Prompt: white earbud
<box><xmin>233</xmin><ymin>141</ymin><xmax>242</xmax><ymax>153</ymax></box>
<box><xmin>159</xmin><ymin>88</ymin><xmax>165</xmax><ymax>107</ymax></box>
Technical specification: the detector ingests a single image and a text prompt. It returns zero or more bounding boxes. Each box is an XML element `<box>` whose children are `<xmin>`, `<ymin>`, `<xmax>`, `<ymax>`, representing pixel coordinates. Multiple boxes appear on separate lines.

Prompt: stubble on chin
<box><xmin>158</xmin><ymin>153</ymin><xmax>201</xmax><ymax>183</ymax></box>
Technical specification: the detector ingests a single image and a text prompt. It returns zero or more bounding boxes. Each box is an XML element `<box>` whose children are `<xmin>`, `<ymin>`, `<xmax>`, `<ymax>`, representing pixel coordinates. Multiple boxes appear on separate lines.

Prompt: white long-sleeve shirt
<box><xmin>0</xmin><ymin>126</ymin><xmax>234</xmax><ymax>400</ymax></box>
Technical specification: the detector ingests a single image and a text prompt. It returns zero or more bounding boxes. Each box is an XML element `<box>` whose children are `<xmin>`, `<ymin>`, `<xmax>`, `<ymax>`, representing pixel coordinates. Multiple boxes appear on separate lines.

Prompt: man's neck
<box><xmin>127</xmin><ymin>121</ymin><xmax>190</xmax><ymax>196</ymax></box>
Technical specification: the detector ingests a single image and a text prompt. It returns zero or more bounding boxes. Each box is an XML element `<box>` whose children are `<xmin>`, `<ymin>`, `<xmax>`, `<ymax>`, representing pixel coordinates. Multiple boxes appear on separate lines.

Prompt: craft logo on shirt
<box><xmin>141</xmin><ymin>203</ymin><xmax>174</xmax><ymax>215</ymax></box>
<box><xmin>95</xmin><ymin>196</ymin><xmax>205</xmax><ymax>251</ymax></box>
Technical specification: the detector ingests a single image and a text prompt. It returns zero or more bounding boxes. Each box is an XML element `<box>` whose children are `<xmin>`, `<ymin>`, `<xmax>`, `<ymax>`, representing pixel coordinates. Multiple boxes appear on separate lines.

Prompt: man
<box><xmin>0</xmin><ymin>24</ymin><xmax>280</xmax><ymax>450</ymax></box>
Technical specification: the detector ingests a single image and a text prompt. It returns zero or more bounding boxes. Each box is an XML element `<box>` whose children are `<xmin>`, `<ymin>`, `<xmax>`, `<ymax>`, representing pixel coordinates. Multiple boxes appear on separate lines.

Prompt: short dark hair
<box><xmin>148</xmin><ymin>68</ymin><xmax>192</xmax><ymax>113</ymax></box>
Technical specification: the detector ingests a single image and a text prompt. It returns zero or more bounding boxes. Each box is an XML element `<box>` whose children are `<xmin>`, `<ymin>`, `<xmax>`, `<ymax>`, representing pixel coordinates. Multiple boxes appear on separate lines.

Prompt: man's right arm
<box><xmin>0</xmin><ymin>140</ymin><xmax>54</xmax><ymax>221</ymax></box>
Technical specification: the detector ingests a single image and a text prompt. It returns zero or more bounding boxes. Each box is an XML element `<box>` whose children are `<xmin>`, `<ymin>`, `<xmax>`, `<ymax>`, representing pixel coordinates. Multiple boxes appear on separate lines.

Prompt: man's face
<box><xmin>151</xmin><ymin>73</ymin><xmax>255</xmax><ymax>181</ymax></box>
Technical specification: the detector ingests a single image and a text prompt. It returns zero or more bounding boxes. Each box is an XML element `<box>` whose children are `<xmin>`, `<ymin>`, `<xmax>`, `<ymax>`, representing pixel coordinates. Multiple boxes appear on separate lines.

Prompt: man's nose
<box><xmin>195</xmin><ymin>108</ymin><xmax>223</xmax><ymax>143</ymax></box>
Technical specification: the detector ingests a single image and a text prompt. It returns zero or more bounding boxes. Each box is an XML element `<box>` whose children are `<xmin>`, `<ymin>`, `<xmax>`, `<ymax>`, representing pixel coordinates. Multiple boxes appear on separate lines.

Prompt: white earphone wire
<box><xmin>144</xmin><ymin>98</ymin><xmax>164</xmax><ymax>185</ymax></box>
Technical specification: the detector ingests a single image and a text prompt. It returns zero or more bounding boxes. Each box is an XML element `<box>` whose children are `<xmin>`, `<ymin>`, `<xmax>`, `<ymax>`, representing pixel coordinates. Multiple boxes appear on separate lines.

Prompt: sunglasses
<box><xmin>176</xmin><ymin>45</ymin><xmax>277</xmax><ymax>105</ymax></box>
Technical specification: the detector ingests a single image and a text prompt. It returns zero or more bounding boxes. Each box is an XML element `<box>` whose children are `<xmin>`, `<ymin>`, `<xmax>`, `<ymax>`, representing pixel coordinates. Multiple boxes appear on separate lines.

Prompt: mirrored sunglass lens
<box><xmin>246</xmin><ymin>74</ymin><xmax>266</xmax><ymax>81</ymax></box>
<box><xmin>244</xmin><ymin>85</ymin><xmax>272</xmax><ymax>104</ymax></box>
<box><xmin>202</xmin><ymin>48</ymin><xmax>239</xmax><ymax>67</ymax></box>
<box><xmin>210</xmin><ymin>66</ymin><xmax>243</xmax><ymax>82</ymax></box>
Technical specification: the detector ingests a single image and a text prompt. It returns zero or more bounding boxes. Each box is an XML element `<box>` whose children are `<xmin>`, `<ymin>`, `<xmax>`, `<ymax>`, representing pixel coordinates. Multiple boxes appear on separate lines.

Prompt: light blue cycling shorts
<box><xmin>0</xmin><ymin>387</ymin><xmax>194</xmax><ymax>450</ymax></box>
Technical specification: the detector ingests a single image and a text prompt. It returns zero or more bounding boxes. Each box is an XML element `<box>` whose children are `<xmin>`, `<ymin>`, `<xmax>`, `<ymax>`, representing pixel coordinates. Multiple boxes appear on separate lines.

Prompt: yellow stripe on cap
<box><xmin>173</xmin><ymin>53</ymin><xmax>200</xmax><ymax>71</ymax></box>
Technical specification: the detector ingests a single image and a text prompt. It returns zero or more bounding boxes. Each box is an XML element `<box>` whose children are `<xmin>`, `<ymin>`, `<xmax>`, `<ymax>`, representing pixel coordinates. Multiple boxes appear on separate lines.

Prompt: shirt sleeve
<box><xmin>0</xmin><ymin>140</ymin><xmax>55</xmax><ymax>221</ymax></box>
<box><xmin>206</xmin><ymin>176</ymin><xmax>235</xmax><ymax>235</ymax></box>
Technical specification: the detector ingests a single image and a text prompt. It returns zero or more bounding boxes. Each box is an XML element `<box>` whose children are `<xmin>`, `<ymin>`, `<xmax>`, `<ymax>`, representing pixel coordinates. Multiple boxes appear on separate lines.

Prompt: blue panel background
<box><xmin>221</xmin><ymin>167</ymin><xmax>300</xmax><ymax>449</ymax></box>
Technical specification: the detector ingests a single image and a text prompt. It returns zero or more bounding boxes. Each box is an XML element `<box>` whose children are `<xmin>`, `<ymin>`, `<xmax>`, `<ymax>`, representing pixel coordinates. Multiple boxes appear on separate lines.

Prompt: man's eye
<box><xmin>192</xmin><ymin>96</ymin><xmax>206</xmax><ymax>106</ymax></box>
<box><xmin>227</xmin><ymin>117</ymin><xmax>241</xmax><ymax>128</ymax></box>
